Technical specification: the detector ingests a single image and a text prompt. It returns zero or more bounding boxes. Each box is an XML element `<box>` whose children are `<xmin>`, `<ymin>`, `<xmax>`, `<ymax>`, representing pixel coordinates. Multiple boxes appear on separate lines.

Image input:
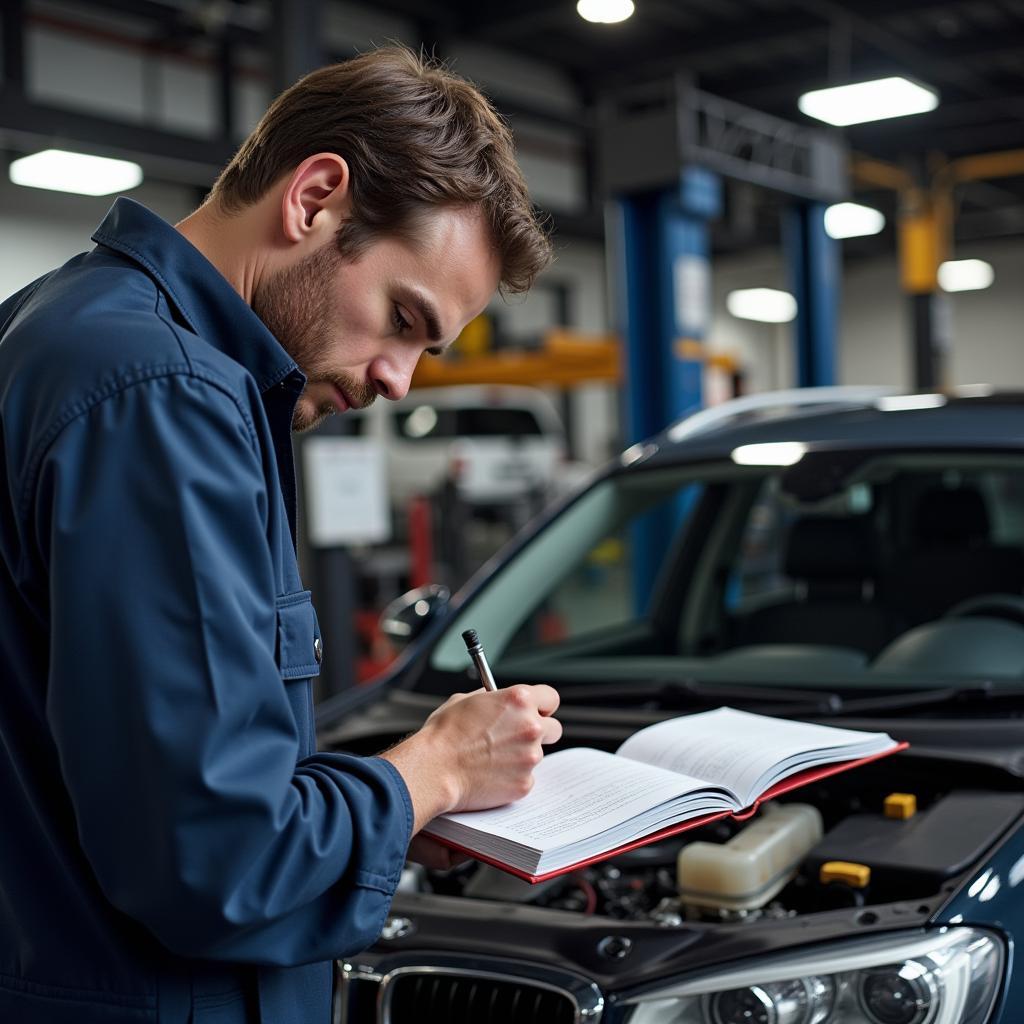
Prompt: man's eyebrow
<box><xmin>404</xmin><ymin>289</ymin><xmax>444</xmax><ymax>344</ymax></box>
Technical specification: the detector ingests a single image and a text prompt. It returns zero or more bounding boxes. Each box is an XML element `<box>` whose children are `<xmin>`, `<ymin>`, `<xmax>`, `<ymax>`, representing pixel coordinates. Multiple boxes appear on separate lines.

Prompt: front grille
<box><xmin>337</xmin><ymin>958</ymin><xmax>603</xmax><ymax>1024</ymax></box>
<box><xmin>387</xmin><ymin>972</ymin><xmax>576</xmax><ymax>1024</ymax></box>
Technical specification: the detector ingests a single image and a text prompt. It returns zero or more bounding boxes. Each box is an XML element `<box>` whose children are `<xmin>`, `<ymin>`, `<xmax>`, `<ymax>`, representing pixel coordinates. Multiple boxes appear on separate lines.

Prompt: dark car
<box><xmin>319</xmin><ymin>386</ymin><xmax>1024</xmax><ymax>1024</ymax></box>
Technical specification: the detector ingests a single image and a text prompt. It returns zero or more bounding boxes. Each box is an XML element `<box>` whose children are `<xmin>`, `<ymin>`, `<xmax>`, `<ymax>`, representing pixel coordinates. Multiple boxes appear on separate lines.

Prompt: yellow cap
<box><xmin>884</xmin><ymin>793</ymin><xmax>917</xmax><ymax>820</ymax></box>
<box><xmin>820</xmin><ymin>861</ymin><xmax>871</xmax><ymax>888</ymax></box>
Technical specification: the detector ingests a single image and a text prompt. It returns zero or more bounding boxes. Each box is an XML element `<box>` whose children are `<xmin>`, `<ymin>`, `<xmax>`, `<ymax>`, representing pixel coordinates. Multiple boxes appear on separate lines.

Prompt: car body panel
<box><xmin>322</xmin><ymin>389</ymin><xmax>1024</xmax><ymax>1024</ymax></box>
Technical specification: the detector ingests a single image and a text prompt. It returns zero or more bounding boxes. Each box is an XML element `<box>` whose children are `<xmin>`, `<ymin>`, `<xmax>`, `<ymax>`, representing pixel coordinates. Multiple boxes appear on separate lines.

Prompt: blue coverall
<box><xmin>0</xmin><ymin>198</ymin><xmax>413</xmax><ymax>1023</ymax></box>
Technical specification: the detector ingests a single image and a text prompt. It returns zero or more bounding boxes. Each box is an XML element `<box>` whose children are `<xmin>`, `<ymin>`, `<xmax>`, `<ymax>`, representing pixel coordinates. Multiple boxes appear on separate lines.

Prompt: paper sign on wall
<box><xmin>673</xmin><ymin>254</ymin><xmax>711</xmax><ymax>338</ymax></box>
<box><xmin>302</xmin><ymin>437</ymin><xmax>390</xmax><ymax>546</ymax></box>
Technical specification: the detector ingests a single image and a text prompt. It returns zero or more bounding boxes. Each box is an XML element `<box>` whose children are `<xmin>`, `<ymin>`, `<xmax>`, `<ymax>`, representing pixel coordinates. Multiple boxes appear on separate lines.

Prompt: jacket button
<box><xmin>314</xmin><ymin>637</ymin><xmax>324</xmax><ymax>665</ymax></box>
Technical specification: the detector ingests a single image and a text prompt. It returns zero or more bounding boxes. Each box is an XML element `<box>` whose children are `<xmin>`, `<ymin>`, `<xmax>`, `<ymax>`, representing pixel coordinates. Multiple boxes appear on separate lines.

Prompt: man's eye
<box><xmin>392</xmin><ymin>303</ymin><xmax>413</xmax><ymax>333</ymax></box>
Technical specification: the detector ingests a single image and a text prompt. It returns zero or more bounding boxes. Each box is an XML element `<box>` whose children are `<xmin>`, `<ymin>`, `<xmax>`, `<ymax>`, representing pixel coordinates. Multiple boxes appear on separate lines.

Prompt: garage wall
<box><xmin>841</xmin><ymin>240</ymin><xmax>1024</xmax><ymax>390</ymax></box>
<box><xmin>0</xmin><ymin>178</ymin><xmax>196</xmax><ymax>299</ymax></box>
<box><xmin>4</xmin><ymin>3</ymin><xmax>1023</xmax><ymax>437</ymax></box>
<box><xmin>3</xmin><ymin>5</ymin><xmax>600</xmax><ymax>307</ymax></box>
<box><xmin>19</xmin><ymin>4</ymin><xmax>590</xmax><ymax>219</ymax></box>
<box><xmin>709</xmin><ymin>241</ymin><xmax>1024</xmax><ymax>394</ymax></box>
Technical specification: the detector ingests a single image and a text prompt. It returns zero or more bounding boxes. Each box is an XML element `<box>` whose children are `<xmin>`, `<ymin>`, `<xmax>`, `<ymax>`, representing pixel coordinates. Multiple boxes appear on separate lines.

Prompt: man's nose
<box><xmin>372</xmin><ymin>352</ymin><xmax>418</xmax><ymax>402</ymax></box>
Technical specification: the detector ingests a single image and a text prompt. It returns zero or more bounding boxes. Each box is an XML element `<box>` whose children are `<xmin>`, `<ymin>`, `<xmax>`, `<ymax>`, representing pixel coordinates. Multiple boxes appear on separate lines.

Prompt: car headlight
<box><xmin>622</xmin><ymin>928</ymin><xmax>1003</xmax><ymax>1024</ymax></box>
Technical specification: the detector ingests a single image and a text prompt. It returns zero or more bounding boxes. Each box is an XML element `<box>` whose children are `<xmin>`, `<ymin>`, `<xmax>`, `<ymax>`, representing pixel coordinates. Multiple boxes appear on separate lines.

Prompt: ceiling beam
<box><xmin>463</xmin><ymin>0</ymin><xmax>570</xmax><ymax>41</ymax></box>
<box><xmin>270</xmin><ymin>0</ymin><xmax>324</xmax><ymax>91</ymax></box>
<box><xmin>61</xmin><ymin>0</ymin><xmax>264</xmax><ymax>46</ymax></box>
<box><xmin>0</xmin><ymin>89</ymin><xmax>236</xmax><ymax>186</ymax></box>
<box><xmin>2</xmin><ymin>0</ymin><xmax>25</xmax><ymax>93</ymax></box>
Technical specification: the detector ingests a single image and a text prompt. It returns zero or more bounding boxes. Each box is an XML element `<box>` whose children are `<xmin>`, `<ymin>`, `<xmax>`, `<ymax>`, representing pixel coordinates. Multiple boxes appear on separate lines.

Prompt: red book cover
<box><xmin>429</xmin><ymin>741</ymin><xmax>909</xmax><ymax>884</ymax></box>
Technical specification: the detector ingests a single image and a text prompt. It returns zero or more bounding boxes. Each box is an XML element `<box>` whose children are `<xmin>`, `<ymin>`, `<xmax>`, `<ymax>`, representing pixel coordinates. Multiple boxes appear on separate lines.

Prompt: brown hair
<box><xmin>210</xmin><ymin>45</ymin><xmax>551</xmax><ymax>293</ymax></box>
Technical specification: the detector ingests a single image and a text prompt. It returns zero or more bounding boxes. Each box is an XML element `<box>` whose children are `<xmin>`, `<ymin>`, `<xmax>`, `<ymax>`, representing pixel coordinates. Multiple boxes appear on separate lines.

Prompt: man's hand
<box><xmin>380</xmin><ymin>684</ymin><xmax>561</xmax><ymax>833</ymax></box>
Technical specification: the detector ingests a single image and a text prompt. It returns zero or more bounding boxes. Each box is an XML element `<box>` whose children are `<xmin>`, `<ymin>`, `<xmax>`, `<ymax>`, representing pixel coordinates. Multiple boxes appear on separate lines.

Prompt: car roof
<box><xmin>631</xmin><ymin>389</ymin><xmax>1024</xmax><ymax>470</ymax></box>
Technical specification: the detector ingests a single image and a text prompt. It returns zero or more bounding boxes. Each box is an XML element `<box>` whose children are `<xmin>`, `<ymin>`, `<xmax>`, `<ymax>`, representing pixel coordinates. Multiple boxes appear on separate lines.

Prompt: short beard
<box><xmin>251</xmin><ymin>242</ymin><xmax>377</xmax><ymax>432</ymax></box>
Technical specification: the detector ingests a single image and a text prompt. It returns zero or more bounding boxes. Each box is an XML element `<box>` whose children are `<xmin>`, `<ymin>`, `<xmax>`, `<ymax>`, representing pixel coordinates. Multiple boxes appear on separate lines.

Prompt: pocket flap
<box><xmin>275</xmin><ymin>590</ymin><xmax>322</xmax><ymax>680</ymax></box>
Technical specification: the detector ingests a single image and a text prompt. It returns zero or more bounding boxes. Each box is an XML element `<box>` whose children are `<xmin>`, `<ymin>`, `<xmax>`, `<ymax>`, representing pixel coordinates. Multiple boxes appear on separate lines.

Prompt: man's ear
<box><xmin>279</xmin><ymin>153</ymin><xmax>351</xmax><ymax>245</ymax></box>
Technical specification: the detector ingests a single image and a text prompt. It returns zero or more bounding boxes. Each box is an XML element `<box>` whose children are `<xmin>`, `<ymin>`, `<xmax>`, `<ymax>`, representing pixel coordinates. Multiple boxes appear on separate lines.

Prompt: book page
<box><xmin>616</xmin><ymin>707</ymin><xmax>895</xmax><ymax>807</ymax></box>
<box><xmin>431</xmin><ymin>747</ymin><xmax>710</xmax><ymax>852</ymax></box>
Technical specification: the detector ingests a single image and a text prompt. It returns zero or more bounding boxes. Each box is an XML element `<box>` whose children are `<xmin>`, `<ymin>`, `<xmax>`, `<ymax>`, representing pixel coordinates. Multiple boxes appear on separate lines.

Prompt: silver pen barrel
<box><xmin>461</xmin><ymin>629</ymin><xmax>498</xmax><ymax>692</ymax></box>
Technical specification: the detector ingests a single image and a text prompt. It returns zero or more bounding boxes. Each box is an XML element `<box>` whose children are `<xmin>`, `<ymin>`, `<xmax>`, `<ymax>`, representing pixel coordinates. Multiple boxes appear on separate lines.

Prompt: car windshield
<box><xmin>420</xmin><ymin>449</ymin><xmax>1024</xmax><ymax>698</ymax></box>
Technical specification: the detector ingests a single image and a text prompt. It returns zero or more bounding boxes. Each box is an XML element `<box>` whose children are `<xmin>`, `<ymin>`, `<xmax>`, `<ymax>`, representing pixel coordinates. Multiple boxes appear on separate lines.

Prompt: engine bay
<box><xmin>404</xmin><ymin>758</ymin><xmax>1024</xmax><ymax>927</ymax></box>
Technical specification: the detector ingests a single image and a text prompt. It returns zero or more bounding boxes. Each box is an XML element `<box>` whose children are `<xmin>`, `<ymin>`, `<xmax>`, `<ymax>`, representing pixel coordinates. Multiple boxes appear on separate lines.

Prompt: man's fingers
<box><xmin>528</xmin><ymin>684</ymin><xmax>561</xmax><ymax>716</ymax></box>
<box><xmin>540</xmin><ymin>716</ymin><xmax>563</xmax><ymax>745</ymax></box>
<box><xmin>407</xmin><ymin>834</ymin><xmax>471</xmax><ymax>871</ymax></box>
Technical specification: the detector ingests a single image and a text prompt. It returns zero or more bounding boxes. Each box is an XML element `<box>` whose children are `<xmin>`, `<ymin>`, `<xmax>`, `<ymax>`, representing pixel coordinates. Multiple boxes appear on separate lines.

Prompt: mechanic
<box><xmin>0</xmin><ymin>46</ymin><xmax>559</xmax><ymax>1024</ymax></box>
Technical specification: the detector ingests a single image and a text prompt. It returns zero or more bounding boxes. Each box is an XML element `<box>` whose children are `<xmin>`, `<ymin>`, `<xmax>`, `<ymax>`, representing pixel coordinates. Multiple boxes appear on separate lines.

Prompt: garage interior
<box><xmin>6</xmin><ymin>0</ymin><xmax>1024</xmax><ymax>696</ymax></box>
<box><xmin>2</xmin><ymin>0</ymin><xmax>1024</xmax><ymax>697</ymax></box>
<box><xmin>8</xmin><ymin>4</ymin><xmax>1024</xmax><ymax>1024</ymax></box>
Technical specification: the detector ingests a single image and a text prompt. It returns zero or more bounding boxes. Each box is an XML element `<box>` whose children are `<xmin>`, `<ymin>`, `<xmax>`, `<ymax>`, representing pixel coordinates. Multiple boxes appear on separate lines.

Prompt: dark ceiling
<box><xmin>380</xmin><ymin>0</ymin><xmax>1024</xmax><ymax>248</ymax></box>
<box><xmin>9</xmin><ymin>0</ymin><xmax>1024</xmax><ymax>248</ymax></box>
<box><xmin>371</xmin><ymin>0</ymin><xmax>1024</xmax><ymax>159</ymax></box>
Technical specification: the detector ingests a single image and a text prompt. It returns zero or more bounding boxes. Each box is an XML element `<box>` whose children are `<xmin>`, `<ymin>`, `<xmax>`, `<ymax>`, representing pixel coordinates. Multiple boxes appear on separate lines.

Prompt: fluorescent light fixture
<box><xmin>9</xmin><ymin>149</ymin><xmax>143</xmax><ymax>196</ymax></box>
<box><xmin>938</xmin><ymin>258</ymin><xmax>994</xmax><ymax>292</ymax></box>
<box><xmin>798</xmin><ymin>77</ymin><xmax>938</xmax><ymax>127</ymax></box>
<box><xmin>732</xmin><ymin>442</ymin><xmax>807</xmax><ymax>467</ymax></box>
<box><xmin>954</xmin><ymin>383</ymin><xmax>995</xmax><ymax>399</ymax></box>
<box><xmin>876</xmin><ymin>394</ymin><xmax>947</xmax><ymax>412</ymax></box>
<box><xmin>824</xmin><ymin>202</ymin><xmax>886</xmax><ymax>239</ymax></box>
<box><xmin>403</xmin><ymin>405</ymin><xmax>438</xmax><ymax>438</ymax></box>
<box><xmin>577</xmin><ymin>0</ymin><xmax>634</xmax><ymax>23</ymax></box>
<box><xmin>726</xmin><ymin>288</ymin><xmax>797</xmax><ymax>324</ymax></box>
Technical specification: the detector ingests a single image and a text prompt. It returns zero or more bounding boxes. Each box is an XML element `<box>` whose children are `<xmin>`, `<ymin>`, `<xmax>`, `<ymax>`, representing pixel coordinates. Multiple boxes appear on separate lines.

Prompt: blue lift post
<box><xmin>600</xmin><ymin>80</ymin><xmax>847</xmax><ymax>615</ymax></box>
<box><xmin>612</xmin><ymin>167</ymin><xmax>722</xmax><ymax>611</ymax></box>
<box><xmin>785</xmin><ymin>202</ymin><xmax>840</xmax><ymax>387</ymax></box>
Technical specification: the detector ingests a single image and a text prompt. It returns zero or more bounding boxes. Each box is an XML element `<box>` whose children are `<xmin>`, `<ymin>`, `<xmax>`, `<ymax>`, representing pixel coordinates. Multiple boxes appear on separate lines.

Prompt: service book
<box><xmin>423</xmin><ymin>706</ymin><xmax>907</xmax><ymax>883</ymax></box>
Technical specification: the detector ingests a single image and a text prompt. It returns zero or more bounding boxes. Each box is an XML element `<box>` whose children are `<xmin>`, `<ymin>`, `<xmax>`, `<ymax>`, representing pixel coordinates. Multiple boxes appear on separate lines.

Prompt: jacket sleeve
<box><xmin>34</xmin><ymin>371</ymin><xmax>413</xmax><ymax>965</ymax></box>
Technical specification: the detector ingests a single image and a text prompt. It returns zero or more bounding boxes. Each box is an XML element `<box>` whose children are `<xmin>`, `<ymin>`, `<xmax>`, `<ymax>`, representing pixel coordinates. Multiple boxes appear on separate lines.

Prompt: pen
<box><xmin>461</xmin><ymin>629</ymin><xmax>498</xmax><ymax>692</ymax></box>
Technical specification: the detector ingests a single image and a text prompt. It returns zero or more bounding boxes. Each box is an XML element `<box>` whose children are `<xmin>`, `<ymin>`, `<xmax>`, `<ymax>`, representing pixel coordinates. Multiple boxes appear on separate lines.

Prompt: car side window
<box><xmin>455</xmin><ymin>407</ymin><xmax>543</xmax><ymax>437</ymax></box>
<box><xmin>501</xmin><ymin>483</ymin><xmax>704</xmax><ymax>653</ymax></box>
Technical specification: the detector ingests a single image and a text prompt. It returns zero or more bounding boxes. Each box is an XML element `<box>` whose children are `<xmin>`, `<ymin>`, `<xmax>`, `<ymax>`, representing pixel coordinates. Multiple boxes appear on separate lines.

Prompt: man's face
<box><xmin>253</xmin><ymin>205</ymin><xmax>501</xmax><ymax>433</ymax></box>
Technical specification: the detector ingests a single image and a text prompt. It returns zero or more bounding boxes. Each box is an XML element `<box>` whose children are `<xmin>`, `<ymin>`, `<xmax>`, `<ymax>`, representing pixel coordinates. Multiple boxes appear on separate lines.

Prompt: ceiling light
<box><xmin>798</xmin><ymin>77</ymin><xmax>938</xmax><ymax>126</ymax></box>
<box><xmin>824</xmin><ymin>202</ymin><xmax>886</xmax><ymax>239</ymax></box>
<box><xmin>954</xmin><ymin>384</ymin><xmax>995</xmax><ymax>399</ymax></box>
<box><xmin>9</xmin><ymin>149</ymin><xmax>143</xmax><ymax>196</ymax></box>
<box><xmin>403</xmin><ymin>405</ymin><xmax>438</xmax><ymax>438</ymax></box>
<box><xmin>938</xmin><ymin>259</ymin><xmax>994</xmax><ymax>292</ymax></box>
<box><xmin>577</xmin><ymin>0</ymin><xmax>635</xmax><ymax>24</ymax></box>
<box><xmin>726</xmin><ymin>288</ymin><xmax>797</xmax><ymax>324</ymax></box>
<box><xmin>732</xmin><ymin>442</ymin><xmax>807</xmax><ymax>467</ymax></box>
<box><xmin>875</xmin><ymin>394</ymin><xmax>947</xmax><ymax>412</ymax></box>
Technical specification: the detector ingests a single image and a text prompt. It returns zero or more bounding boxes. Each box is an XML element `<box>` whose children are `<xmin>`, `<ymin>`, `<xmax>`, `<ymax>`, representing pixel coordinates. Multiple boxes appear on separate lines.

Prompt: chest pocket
<box><xmin>275</xmin><ymin>590</ymin><xmax>322</xmax><ymax>759</ymax></box>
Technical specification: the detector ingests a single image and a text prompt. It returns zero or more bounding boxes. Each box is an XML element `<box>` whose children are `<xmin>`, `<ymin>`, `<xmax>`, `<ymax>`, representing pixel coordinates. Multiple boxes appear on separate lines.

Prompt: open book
<box><xmin>424</xmin><ymin>707</ymin><xmax>906</xmax><ymax>883</ymax></box>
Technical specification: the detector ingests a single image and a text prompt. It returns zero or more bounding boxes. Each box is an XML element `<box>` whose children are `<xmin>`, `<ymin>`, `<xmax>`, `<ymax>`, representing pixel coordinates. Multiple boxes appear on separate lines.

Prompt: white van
<box><xmin>345</xmin><ymin>385</ymin><xmax>571</xmax><ymax>505</ymax></box>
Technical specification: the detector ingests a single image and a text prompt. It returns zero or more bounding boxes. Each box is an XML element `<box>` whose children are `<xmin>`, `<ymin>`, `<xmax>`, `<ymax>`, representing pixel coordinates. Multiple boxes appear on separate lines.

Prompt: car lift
<box><xmin>598</xmin><ymin>78</ymin><xmax>848</xmax><ymax>605</ymax></box>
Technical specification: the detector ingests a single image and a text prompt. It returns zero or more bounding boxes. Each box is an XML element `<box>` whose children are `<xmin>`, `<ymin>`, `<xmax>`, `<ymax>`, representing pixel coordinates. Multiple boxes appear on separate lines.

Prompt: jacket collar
<box><xmin>91</xmin><ymin>197</ymin><xmax>303</xmax><ymax>394</ymax></box>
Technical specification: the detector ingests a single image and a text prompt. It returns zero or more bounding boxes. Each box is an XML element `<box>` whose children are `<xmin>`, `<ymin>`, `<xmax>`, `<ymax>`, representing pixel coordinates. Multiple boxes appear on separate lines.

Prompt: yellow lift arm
<box><xmin>411</xmin><ymin>328</ymin><xmax>622</xmax><ymax>389</ymax></box>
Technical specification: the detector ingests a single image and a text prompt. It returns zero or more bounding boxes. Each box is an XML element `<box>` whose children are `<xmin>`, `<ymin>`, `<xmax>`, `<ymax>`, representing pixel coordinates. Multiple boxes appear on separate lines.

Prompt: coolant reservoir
<box><xmin>678</xmin><ymin>802</ymin><xmax>822</xmax><ymax>913</ymax></box>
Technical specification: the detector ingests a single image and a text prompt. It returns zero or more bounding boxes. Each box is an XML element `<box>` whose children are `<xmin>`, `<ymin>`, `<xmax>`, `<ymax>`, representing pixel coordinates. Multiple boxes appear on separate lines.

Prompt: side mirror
<box><xmin>379</xmin><ymin>584</ymin><xmax>451</xmax><ymax>650</ymax></box>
